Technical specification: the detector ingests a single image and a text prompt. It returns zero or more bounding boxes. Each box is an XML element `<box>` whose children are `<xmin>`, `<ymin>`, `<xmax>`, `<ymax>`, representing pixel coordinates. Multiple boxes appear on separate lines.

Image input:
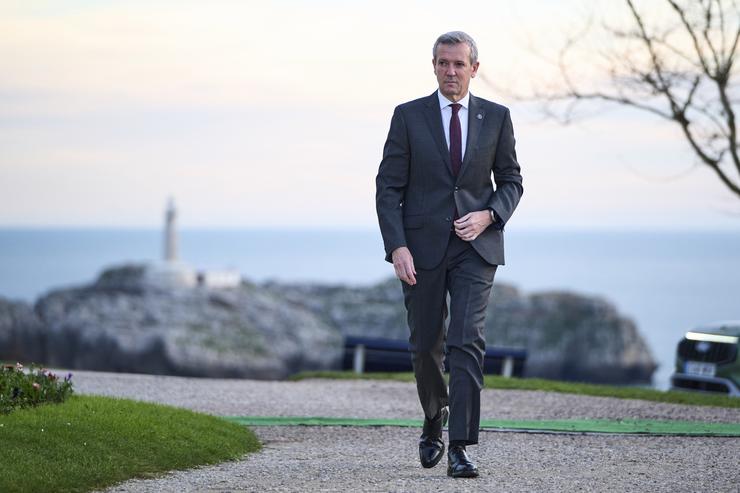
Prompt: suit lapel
<box><xmin>459</xmin><ymin>94</ymin><xmax>484</xmax><ymax>180</ymax></box>
<box><xmin>423</xmin><ymin>92</ymin><xmax>453</xmax><ymax>175</ymax></box>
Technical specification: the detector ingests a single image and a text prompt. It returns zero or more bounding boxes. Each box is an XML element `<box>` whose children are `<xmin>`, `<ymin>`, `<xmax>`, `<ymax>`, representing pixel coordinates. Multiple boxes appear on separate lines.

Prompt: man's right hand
<box><xmin>391</xmin><ymin>246</ymin><xmax>417</xmax><ymax>286</ymax></box>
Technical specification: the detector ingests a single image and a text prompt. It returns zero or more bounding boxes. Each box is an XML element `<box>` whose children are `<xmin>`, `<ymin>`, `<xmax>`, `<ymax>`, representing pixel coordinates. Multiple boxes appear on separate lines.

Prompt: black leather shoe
<box><xmin>418</xmin><ymin>407</ymin><xmax>448</xmax><ymax>468</ymax></box>
<box><xmin>447</xmin><ymin>445</ymin><xmax>479</xmax><ymax>478</ymax></box>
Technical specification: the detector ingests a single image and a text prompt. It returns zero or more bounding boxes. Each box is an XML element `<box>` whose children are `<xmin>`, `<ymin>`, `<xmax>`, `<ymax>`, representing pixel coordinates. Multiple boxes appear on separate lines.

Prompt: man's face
<box><xmin>433</xmin><ymin>43</ymin><xmax>479</xmax><ymax>102</ymax></box>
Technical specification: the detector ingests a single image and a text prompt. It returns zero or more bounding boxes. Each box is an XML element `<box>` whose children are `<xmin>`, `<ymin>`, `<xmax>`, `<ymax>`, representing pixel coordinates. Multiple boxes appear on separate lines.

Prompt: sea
<box><xmin>1</xmin><ymin>227</ymin><xmax>739</xmax><ymax>390</ymax></box>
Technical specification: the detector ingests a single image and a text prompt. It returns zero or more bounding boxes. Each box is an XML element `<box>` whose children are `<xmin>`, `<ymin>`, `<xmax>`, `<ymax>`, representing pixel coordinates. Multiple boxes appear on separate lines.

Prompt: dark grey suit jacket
<box><xmin>376</xmin><ymin>91</ymin><xmax>523</xmax><ymax>269</ymax></box>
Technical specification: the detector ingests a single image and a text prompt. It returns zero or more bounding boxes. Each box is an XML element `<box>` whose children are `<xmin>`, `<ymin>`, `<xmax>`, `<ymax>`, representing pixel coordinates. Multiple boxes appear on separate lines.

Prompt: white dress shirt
<box><xmin>438</xmin><ymin>89</ymin><xmax>470</xmax><ymax>158</ymax></box>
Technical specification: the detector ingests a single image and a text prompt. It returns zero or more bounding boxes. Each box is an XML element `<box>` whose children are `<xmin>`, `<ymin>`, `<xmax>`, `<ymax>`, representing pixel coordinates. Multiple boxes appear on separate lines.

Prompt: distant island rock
<box><xmin>0</xmin><ymin>263</ymin><xmax>657</xmax><ymax>384</ymax></box>
<box><xmin>263</xmin><ymin>279</ymin><xmax>657</xmax><ymax>384</ymax></box>
<box><xmin>4</xmin><ymin>264</ymin><xmax>341</xmax><ymax>378</ymax></box>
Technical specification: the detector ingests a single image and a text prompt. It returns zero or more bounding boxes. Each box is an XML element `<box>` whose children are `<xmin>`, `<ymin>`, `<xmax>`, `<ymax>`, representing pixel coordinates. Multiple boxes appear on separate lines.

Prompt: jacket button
<box><xmin>454</xmin><ymin>186</ymin><xmax>459</xmax><ymax>191</ymax></box>
<box><xmin>445</xmin><ymin>217</ymin><xmax>451</xmax><ymax>222</ymax></box>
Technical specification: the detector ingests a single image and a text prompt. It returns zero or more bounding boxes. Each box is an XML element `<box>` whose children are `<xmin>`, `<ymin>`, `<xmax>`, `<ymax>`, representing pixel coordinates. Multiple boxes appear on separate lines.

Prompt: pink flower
<box><xmin>32</xmin><ymin>382</ymin><xmax>40</xmax><ymax>390</ymax></box>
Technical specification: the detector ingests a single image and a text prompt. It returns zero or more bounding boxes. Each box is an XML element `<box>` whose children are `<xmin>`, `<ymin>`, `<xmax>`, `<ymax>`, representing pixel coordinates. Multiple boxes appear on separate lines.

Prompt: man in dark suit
<box><xmin>375</xmin><ymin>31</ymin><xmax>523</xmax><ymax>478</ymax></box>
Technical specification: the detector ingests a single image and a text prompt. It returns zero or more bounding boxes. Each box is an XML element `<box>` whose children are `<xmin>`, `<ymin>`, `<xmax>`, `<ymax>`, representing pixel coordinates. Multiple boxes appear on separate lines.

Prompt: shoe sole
<box><xmin>447</xmin><ymin>466</ymin><xmax>479</xmax><ymax>478</ymax></box>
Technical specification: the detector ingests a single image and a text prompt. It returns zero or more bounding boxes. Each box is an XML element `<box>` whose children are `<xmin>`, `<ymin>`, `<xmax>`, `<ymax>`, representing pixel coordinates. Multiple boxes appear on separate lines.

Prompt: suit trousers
<box><xmin>401</xmin><ymin>231</ymin><xmax>497</xmax><ymax>445</ymax></box>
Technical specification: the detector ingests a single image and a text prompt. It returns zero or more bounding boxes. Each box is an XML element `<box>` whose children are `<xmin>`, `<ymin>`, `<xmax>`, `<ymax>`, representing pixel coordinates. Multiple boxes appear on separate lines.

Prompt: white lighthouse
<box><xmin>164</xmin><ymin>196</ymin><xmax>178</xmax><ymax>262</ymax></box>
<box><xmin>140</xmin><ymin>198</ymin><xmax>241</xmax><ymax>290</ymax></box>
<box><xmin>140</xmin><ymin>198</ymin><xmax>196</xmax><ymax>289</ymax></box>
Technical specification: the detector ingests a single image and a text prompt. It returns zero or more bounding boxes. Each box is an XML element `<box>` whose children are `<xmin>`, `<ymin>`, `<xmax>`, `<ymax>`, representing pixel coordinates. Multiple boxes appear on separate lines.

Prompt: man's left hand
<box><xmin>454</xmin><ymin>210</ymin><xmax>493</xmax><ymax>242</ymax></box>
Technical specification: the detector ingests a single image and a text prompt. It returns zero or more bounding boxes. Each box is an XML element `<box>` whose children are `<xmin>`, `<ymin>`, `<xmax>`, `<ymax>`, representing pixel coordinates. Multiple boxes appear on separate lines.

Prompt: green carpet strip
<box><xmin>224</xmin><ymin>416</ymin><xmax>740</xmax><ymax>436</ymax></box>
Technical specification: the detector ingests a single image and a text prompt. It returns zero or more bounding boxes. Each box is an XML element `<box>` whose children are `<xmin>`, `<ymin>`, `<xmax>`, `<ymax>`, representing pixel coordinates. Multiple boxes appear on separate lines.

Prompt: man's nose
<box><xmin>446</xmin><ymin>66</ymin><xmax>456</xmax><ymax>76</ymax></box>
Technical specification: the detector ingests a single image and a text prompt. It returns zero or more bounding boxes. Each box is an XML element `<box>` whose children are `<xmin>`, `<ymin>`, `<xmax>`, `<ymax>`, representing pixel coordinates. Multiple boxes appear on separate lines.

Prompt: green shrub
<box><xmin>0</xmin><ymin>363</ymin><xmax>74</xmax><ymax>414</ymax></box>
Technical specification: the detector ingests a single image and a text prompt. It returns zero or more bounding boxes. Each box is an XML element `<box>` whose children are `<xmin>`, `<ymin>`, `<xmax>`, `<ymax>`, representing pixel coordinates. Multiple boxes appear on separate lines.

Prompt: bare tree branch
<box><xmin>517</xmin><ymin>0</ymin><xmax>740</xmax><ymax>199</ymax></box>
<box><xmin>668</xmin><ymin>0</ymin><xmax>712</xmax><ymax>73</ymax></box>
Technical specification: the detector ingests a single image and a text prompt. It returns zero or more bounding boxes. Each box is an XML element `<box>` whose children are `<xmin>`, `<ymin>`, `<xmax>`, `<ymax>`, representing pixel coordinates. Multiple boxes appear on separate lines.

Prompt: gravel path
<box><xmin>74</xmin><ymin>370</ymin><xmax>740</xmax><ymax>422</ymax></box>
<box><xmin>67</xmin><ymin>370</ymin><xmax>740</xmax><ymax>492</ymax></box>
<box><xmin>104</xmin><ymin>427</ymin><xmax>740</xmax><ymax>493</ymax></box>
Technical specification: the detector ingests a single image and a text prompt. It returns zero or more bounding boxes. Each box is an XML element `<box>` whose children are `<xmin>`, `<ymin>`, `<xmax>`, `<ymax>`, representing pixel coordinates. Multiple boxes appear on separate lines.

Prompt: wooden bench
<box><xmin>343</xmin><ymin>335</ymin><xmax>527</xmax><ymax>378</ymax></box>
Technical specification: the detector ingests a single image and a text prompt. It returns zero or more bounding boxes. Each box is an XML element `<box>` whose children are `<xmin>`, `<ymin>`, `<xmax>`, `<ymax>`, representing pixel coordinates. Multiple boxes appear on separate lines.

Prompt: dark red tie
<box><xmin>449</xmin><ymin>103</ymin><xmax>462</xmax><ymax>177</ymax></box>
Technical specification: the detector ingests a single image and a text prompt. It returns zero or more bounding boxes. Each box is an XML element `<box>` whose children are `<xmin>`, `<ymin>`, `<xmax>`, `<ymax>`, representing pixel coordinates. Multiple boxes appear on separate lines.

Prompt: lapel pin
<box><xmin>477</xmin><ymin>113</ymin><xmax>483</xmax><ymax>120</ymax></box>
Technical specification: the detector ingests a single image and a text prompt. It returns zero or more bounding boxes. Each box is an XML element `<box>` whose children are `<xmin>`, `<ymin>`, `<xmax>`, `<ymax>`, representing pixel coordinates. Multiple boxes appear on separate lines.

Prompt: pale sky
<box><xmin>1</xmin><ymin>0</ymin><xmax>738</xmax><ymax>230</ymax></box>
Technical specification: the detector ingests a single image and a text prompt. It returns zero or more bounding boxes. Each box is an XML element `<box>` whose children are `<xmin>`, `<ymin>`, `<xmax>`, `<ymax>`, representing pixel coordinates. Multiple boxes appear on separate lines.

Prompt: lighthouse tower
<box><xmin>164</xmin><ymin>197</ymin><xmax>178</xmax><ymax>262</ymax></box>
<box><xmin>140</xmin><ymin>197</ymin><xmax>196</xmax><ymax>289</ymax></box>
<box><xmin>141</xmin><ymin>197</ymin><xmax>240</xmax><ymax>290</ymax></box>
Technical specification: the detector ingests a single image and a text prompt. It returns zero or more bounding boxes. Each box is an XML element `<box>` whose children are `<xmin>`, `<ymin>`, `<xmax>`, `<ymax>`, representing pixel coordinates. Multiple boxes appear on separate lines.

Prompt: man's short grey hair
<box><xmin>433</xmin><ymin>31</ymin><xmax>478</xmax><ymax>65</ymax></box>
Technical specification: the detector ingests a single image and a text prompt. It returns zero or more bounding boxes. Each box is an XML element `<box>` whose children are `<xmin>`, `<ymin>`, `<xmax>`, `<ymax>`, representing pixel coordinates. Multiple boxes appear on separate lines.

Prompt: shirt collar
<box><xmin>437</xmin><ymin>89</ymin><xmax>470</xmax><ymax>111</ymax></box>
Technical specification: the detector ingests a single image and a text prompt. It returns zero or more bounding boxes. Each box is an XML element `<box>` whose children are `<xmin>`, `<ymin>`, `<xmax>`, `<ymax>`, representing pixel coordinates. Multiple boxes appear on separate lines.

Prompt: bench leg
<box><xmin>353</xmin><ymin>344</ymin><xmax>366</xmax><ymax>374</ymax></box>
<box><xmin>502</xmin><ymin>356</ymin><xmax>514</xmax><ymax>378</ymax></box>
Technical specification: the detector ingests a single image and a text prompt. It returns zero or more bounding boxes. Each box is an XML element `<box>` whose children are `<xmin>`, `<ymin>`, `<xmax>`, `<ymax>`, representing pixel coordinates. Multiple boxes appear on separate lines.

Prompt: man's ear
<box><xmin>471</xmin><ymin>61</ymin><xmax>480</xmax><ymax>77</ymax></box>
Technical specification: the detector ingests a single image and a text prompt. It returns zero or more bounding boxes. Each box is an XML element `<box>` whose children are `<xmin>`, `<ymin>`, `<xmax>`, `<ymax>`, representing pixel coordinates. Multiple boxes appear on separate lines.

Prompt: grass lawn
<box><xmin>290</xmin><ymin>370</ymin><xmax>740</xmax><ymax>409</ymax></box>
<box><xmin>1</xmin><ymin>394</ymin><xmax>260</xmax><ymax>493</ymax></box>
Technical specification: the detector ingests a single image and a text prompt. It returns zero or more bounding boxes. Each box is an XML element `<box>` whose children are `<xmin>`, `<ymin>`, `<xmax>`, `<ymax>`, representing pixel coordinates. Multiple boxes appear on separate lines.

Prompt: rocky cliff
<box><xmin>18</xmin><ymin>264</ymin><xmax>342</xmax><ymax>378</ymax></box>
<box><xmin>0</xmin><ymin>263</ymin><xmax>657</xmax><ymax>383</ymax></box>
<box><xmin>0</xmin><ymin>297</ymin><xmax>46</xmax><ymax>363</ymax></box>
<box><xmin>263</xmin><ymin>278</ymin><xmax>657</xmax><ymax>384</ymax></box>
